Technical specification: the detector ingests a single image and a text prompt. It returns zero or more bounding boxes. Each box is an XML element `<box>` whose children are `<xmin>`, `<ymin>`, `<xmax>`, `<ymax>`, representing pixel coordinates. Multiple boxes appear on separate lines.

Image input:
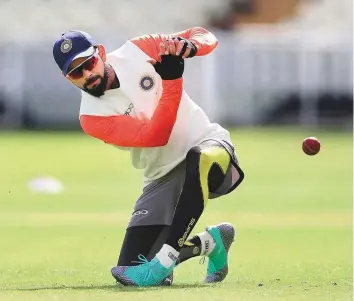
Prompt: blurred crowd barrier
<box><xmin>0</xmin><ymin>0</ymin><xmax>352</xmax><ymax>129</ymax></box>
<box><xmin>201</xmin><ymin>27</ymin><xmax>352</xmax><ymax>127</ymax></box>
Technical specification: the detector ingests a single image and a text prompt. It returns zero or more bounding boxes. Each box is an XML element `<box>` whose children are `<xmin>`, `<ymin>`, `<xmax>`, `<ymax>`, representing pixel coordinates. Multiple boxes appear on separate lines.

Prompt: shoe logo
<box><xmin>193</xmin><ymin>247</ymin><xmax>200</xmax><ymax>255</ymax></box>
<box><xmin>205</xmin><ymin>240</ymin><xmax>210</xmax><ymax>254</ymax></box>
<box><xmin>168</xmin><ymin>252</ymin><xmax>178</xmax><ymax>262</ymax></box>
<box><xmin>177</xmin><ymin>238</ymin><xmax>185</xmax><ymax>247</ymax></box>
<box><xmin>178</xmin><ymin>218</ymin><xmax>196</xmax><ymax>247</ymax></box>
<box><xmin>132</xmin><ymin>209</ymin><xmax>148</xmax><ymax>216</ymax></box>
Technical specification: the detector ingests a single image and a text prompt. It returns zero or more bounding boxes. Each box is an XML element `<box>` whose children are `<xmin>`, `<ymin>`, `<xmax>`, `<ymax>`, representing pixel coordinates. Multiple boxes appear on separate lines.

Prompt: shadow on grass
<box><xmin>2</xmin><ymin>282</ymin><xmax>214</xmax><ymax>292</ymax></box>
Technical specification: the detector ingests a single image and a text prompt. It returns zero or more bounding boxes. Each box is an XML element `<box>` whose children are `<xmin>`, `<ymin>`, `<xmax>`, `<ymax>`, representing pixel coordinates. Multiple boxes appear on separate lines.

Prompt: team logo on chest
<box><xmin>139</xmin><ymin>74</ymin><xmax>155</xmax><ymax>91</ymax></box>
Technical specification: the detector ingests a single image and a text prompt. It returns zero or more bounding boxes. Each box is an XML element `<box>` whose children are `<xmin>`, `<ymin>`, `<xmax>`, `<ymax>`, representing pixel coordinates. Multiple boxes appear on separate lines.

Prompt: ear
<box><xmin>97</xmin><ymin>44</ymin><xmax>106</xmax><ymax>62</ymax></box>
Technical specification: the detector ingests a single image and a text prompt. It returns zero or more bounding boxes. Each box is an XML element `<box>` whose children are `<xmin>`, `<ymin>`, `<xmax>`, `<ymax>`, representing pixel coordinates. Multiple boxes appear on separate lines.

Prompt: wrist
<box><xmin>162</xmin><ymin>78</ymin><xmax>183</xmax><ymax>85</ymax></box>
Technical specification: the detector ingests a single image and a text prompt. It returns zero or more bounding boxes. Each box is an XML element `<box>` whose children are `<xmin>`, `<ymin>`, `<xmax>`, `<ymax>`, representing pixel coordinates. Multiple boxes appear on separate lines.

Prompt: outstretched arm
<box><xmin>130</xmin><ymin>27</ymin><xmax>218</xmax><ymax>61</ymax></box>
<box><xmin>169</xmin><ymin>27</ymin><xmax>219</xmax><ymax>57</ymax></box>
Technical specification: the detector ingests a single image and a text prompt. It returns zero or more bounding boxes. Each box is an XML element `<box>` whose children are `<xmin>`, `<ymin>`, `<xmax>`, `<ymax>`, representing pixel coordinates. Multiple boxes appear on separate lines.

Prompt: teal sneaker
<box><xmin>111</xmin><ymin>255</ymin><xmax>175</xmax><ymax>287</ymax></box>
<box><xmin>205</xmin><ymin>223</ymin><xmax>235</xmax><ymax>283</ymax></box>
<box><xmin>161</xmin><ymin>272</ymin><xmax>173</xmax><ymax>286</ymax></box>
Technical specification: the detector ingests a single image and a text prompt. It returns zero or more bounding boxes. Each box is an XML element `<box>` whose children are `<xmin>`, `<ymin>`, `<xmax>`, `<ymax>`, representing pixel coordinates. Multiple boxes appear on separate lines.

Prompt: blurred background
<box><xmin>0</xmin><ymin>0</ymin><xmax>352</xmax><ymax>130</ymax></box>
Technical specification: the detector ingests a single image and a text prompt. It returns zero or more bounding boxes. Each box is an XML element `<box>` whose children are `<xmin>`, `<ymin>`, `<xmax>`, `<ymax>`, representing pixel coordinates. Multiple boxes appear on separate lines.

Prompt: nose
<box><xmin>82</xmin><ymin>69</ymin><xmax>93</xmax><ymax>79</ymax></box>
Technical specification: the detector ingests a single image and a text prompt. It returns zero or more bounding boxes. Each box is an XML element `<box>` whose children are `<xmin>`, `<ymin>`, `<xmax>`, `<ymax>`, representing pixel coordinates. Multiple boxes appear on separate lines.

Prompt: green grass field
<box><xmin>0</xmin><ymin>128</ymin><xmax>352</xmax><ymax>301</ymax></box>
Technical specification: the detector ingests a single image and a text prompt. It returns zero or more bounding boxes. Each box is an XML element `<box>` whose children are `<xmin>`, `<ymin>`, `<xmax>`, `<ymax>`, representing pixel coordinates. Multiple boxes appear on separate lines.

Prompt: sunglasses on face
<box><xmin>67</xmin><ymin>53</ymin><xmax>99</xmax><ymax>80</ymax></box>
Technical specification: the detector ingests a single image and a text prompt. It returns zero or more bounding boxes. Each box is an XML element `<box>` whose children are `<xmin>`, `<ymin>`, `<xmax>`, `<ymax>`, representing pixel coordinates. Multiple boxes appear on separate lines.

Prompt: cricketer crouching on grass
<box><xmin>53</xmin><ymin>27</ymin><xmax>245</xmax><ymax>287</ymax></box>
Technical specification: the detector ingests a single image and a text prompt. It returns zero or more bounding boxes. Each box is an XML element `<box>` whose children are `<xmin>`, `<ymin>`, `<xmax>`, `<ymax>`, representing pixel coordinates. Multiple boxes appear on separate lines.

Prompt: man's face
<box><xmin>66</xmin><ymin>50</ymin><xmax>108</xmax><ymax>97</ymax></box>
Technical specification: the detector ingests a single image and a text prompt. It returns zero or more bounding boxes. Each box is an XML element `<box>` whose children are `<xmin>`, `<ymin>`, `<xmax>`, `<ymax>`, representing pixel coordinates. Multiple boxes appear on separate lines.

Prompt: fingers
<box><xmin>183</xmin><ymin>47</ymin><xmax>191</xmax><ymax>58</ymax></box>
<box><xmin>168</xmin><ymin>39</ymin><xmax>177</xmax><ymax>55</ymax></box>
<box><xmin>175</xmin><ymin>39</ymin><xmax>192</xmax><ymax>58</ymax></box>
<box><xmin>174</xmin><ymin>39</ymin><xmax>179</xmax><ymax>52</ymax></box>
<box><xmin>175</xmin><ymin>39</ymin><xmax>185</xmax><ymax>56</ymax></box>
<box><xmin>160</xmin><ymin>39</ymin><xmax>177</xmax><ymax>56</ymax></box>
<box><xmin>159</xmin><ymin>38</ymin><xmax>191</xmax><ymax>58</ymax></box>
<box><xmin>159</xmin><ymin>42</ymin><xmax>166</xmax><ymax>56</ymax></box>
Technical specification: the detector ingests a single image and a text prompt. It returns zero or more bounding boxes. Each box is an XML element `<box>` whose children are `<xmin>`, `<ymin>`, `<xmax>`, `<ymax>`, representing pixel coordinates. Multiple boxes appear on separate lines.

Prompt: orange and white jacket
<box><xmin>79</xmin><ymin>27</ymin><xmax>232</xmax><ymax>186</ymax></box>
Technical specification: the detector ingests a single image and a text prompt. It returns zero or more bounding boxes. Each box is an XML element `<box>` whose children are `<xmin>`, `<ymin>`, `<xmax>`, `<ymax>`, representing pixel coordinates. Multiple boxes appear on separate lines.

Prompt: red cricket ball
<box><xmin>302</xmin><ymin>137</ymin><xmax>321</xmax><ymax>156</ymax></box>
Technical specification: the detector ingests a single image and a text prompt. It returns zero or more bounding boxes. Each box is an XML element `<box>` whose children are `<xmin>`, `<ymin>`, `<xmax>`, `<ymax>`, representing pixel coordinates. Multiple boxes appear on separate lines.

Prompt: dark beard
<box><xmin>83</xmin><ymin>67</ymin><xmax>109</xmax><ymax>97</ymax></box>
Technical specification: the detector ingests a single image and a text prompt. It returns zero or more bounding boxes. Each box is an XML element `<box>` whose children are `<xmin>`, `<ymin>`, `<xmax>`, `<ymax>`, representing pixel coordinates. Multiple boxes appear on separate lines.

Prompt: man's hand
<box><xmin>152</xmin><ymin>55</ymin><xmax>184</xmax><ymax>80</ymax></box>
<box><xmin>159</xmin><ymin>37</ymin><xmax>197</xmax><ymax>58</ymax></box>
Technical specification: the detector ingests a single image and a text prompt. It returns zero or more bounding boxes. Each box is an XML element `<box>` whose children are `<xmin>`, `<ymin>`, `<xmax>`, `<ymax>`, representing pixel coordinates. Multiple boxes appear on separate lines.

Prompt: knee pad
<box><xmin>208</xmin><ymin>163</ymin><xmax>226</xmax><ymax>192</ymax></box>
<box><xmin>185</xmin><ymin>145</ymin><xmax>203</xmax><ymax>171</ymax></box>
<box><xmin>185</xmin><ymin>145</ymin><xmax>230</xmax><ymax>204</ymax></box>
<box><xmin>186</xmin><ymin>145</ymin><xmax>230</xmax><ymax>174</ymax></box>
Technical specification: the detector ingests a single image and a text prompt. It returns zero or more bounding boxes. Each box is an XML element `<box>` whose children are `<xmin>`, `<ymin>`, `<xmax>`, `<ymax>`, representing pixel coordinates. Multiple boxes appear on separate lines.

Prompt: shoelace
<box><xmin>199</xmin><ymin>255</ymin><xmax>206</xmax><ymax>265</ymax></box>
<box><xmin>131</xmin><ymin>254</ymin><xmax>149</xmax><ymax>265</ymax></box>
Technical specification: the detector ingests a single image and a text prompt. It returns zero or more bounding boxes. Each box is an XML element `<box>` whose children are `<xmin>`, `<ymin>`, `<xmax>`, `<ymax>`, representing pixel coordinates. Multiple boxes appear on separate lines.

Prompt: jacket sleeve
<box><xmin>130</xmin><ymin>26</ymin><xmax>218</xmax><ymax>60</ymax></box>
<box><xmin>80</xmin><ymin>79</ymin><xmax>183</xmax><ymax>148</ymax></box>
<box><xmin>169</xmin><ymin>27</ymin><xmax>219</xmax><ymax>56</ymax></box>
